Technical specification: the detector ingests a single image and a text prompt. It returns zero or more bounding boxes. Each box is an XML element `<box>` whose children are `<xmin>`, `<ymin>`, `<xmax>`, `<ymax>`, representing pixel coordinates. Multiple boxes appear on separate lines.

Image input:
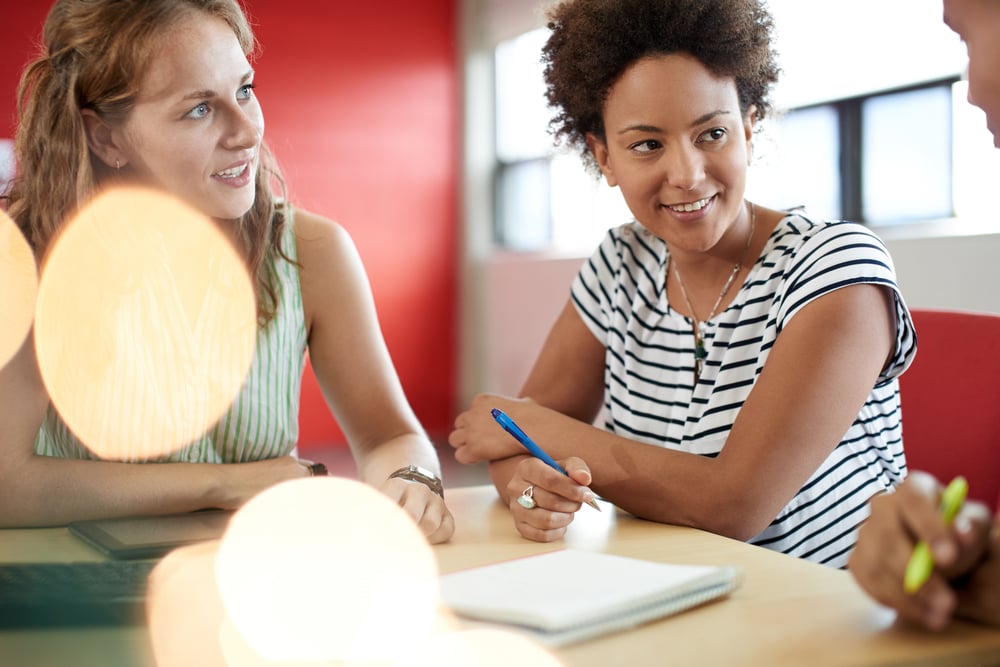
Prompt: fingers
<box><xmin>849</xmin><ymin>473</ymin><xmax>987</xmax><ymax>630</ymax></box>
<box><xmin>509</xmin><ymin>482</ymin><xmax>576</xmax><ymax>541</ymax></box>
<box><xmin>447</xmin><ymin>395</ymin><xmax>526</xmax><ymax>465</ymax></box>
<box><xmin>513</xmin><ymin>501</ymin><xmax>575</xmax><ymax>542</ymax></box>
<box><xmin>895</xmin><ymin>473</ymin><xmax>959</xmax><ymax>566</ymax></box>
<box><xmin>942</xmin><ymin>500</ymin><xmax>993</xmax><ymax>577</ymax></box>
<box><xmin>392</xmin><ymin>482</ymin><xmax>456</xmax><ymax>544</ymax></box>
<box><xmin>897</xmin><ymin>574</ymin><xmax>959</xmax><ymax>630</ymax></box>
<box><xmin>850</xmin><ymin>498</ymin><xmax>958</xmax><ymax>630</ymax></box>
<box><xmin>954</xmin><ymin>520</ymin><xmax>1000</xmax><ymax>627</ymax></box>
<box><xmin>515</xmin><ymin>457</ymin><xmax>594</xmax><ymax>509</ymax></box>
<box><xmin>426</xmin><ymin>513</ymin><xmax>456</xmax><ymax>545</ymax></box>
<box><xmin>564</xmin><ymin>457</ymin><xmax>593</xmax><ymax>486</ymax></box>
<box><xmin>851</xmin><ymin>492</ymin><xmax>917</xmax><ymax>605</ymax></box>
<box><xmin>505</xmin><ymin>458</ymin><xmax>592</xmax><ymax>542</ymax></box>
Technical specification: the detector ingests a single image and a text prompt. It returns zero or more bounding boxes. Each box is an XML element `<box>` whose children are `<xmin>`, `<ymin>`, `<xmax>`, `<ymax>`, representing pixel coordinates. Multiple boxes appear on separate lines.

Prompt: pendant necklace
<box><xmin>668</xmin><ymin>201</ymin><xmax>756</xmax><ymax>384</ymax></box>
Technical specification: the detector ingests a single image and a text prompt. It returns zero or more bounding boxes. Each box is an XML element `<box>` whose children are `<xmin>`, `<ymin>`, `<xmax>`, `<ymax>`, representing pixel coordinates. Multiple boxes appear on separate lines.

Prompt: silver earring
<box><xmin>115</xmin><ymin>159</ymin><xmax>120</xmax><ymax>170</ymax></box>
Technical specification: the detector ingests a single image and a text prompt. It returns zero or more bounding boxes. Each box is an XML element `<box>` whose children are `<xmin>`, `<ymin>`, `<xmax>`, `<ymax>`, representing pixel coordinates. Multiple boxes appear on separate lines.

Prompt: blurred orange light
<box><xmin>215</xmin><ymin>477</ymin><xmax>440</xmax><ymax>663</ymax></box>
<box><xmin>0</xmin><ymin>209</ymin><xmax>38</xmax><ymax>369</ymax></box>
<box><xmin>33</xmin><ymin>186</ymin><xmax>256</xmax><ymax>460</ymax></box>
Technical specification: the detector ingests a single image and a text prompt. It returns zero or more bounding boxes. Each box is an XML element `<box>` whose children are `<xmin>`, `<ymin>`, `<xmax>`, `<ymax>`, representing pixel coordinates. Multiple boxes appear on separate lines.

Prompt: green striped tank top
<box><xmin>33</xmin><ymin>212</ymin><xmax>308</xmax><ymax>462</ymax></box>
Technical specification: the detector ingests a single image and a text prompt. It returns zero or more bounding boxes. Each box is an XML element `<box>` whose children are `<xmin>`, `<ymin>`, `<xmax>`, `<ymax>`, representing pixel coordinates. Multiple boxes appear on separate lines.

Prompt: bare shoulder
<box><xmin>287</xmin><ymin>207</ymin><xmax>369</xmax><ymax>327</ymax></box>
<box><xmin>290</xmin><ymin>207</ymin><xmax>354</xmax><ymax>261</ymax></box>
<box><xmin>289</xmin><ymin>207</ymin><xmax>366</xmax><ymax>283</ymax></box>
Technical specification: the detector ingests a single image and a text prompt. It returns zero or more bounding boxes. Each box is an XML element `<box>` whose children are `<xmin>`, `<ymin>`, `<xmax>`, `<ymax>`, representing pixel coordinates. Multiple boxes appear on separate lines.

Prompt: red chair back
<box><xmin>899</xmin><ymin>308</ymin><xmax>1000</xmax><ymax>508</ymax></box>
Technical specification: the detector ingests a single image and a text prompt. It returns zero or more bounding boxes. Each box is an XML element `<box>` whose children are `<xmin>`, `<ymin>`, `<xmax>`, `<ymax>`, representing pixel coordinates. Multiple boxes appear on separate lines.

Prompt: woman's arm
<box><xmin>295</xmin><ymin>209</ymin><xmax>453</xmax><ymax>543</ymax></box>
<box><xmin>0</xmin><ymin>333</ymin><xmax>309</xmax><ymax>527</ymax></box>
<box><xmin>456</xmin><ymin>281</ymin><xmax>895</xmax><ymax>541</ymax></box>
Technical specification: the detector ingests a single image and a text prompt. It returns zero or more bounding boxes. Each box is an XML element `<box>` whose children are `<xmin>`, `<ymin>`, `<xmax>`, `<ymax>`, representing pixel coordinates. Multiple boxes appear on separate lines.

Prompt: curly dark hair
<box><xmin>542</xmin><ymin>0</ymin><xmax>781</xmax><ymax>173</ymax></box>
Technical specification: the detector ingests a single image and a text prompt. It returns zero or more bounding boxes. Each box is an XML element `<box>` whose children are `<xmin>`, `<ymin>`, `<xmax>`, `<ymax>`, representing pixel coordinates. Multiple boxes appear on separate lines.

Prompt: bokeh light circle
<box><xmin>33</xmin><ymin>186</ymin><xmax>256</xmax><ymax>460</ymax></box>
<box><xmin>215</xmin><ymin>477</ymin><xmax>440</xmax><ymax>663</ymax></box>
<box><xmin>0</xmin><ymin>209</ymin><xmax>38</xmax><ymax>369</ymax></box>
<box><xmin>147</xmin><ymin>541</ymin><xmax>228</xmax><ymax>667</ymax></box>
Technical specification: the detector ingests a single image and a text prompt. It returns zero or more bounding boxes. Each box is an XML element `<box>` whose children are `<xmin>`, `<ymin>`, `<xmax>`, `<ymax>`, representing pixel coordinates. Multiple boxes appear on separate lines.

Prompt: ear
<box><xmin>586</xmin><ymin>132</ymin><xmax>617</xmax><ymax>187</ymax></box>
<box><xmin>81</xmin><ymin>109</ymin><xmax>128</xmax><ymax>169</ymax></box>
<box><xmin>742</xmin><ymin>104</ymin><xmax>758</xmax><ymax>146</ymax></box>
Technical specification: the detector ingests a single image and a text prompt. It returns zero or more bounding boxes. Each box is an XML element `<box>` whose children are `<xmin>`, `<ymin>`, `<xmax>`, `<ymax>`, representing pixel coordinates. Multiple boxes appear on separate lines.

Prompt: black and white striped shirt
<box><xmin>571</xmin><ymin>213</ymin><xmax>917</xmax><ymax>568</ymax></box>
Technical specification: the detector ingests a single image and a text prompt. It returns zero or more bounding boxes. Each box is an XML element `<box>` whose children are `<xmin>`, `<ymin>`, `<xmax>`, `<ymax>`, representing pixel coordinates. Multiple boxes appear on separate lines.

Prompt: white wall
<box><xmin>475</xmin><ymin>231</ymin><xmax>1000</xmax><ymax>399</ymax></box>
<box><xmin>480</xmin><ymin>254</ymin><xmax>581</xmax><ymax>395</ymax></box>
<box><xmin>886</xmin><ymin>231</ymin><xmax>1000</xmax><ymax>315</ymax></box>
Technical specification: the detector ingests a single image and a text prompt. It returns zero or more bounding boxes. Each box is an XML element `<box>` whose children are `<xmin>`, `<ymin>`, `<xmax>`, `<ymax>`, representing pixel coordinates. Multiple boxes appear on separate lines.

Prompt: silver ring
<box><xmin>517</xmin><ymin>485</ymin><xmax>536</xmax><ymax>509</ymax></box>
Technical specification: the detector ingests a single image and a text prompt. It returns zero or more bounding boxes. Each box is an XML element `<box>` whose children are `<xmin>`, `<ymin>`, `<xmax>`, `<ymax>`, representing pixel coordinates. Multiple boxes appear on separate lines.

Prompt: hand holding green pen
<box><xmin>903</xmin><ymin>476</ymin><xmax>969</xmax><ymax>594</ymax></box>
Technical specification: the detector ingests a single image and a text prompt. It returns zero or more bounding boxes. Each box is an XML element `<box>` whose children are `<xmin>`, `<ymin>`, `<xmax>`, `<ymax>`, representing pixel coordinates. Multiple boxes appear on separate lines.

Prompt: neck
<box><xmin>669</xmin><ymin>203</ymin><xmax>755</xmax><ymax>280</ymax></box>
<box><xmin>668</xmin><ymin>201</ymin><xmax>756</xmax><ymax>323</ymax></box>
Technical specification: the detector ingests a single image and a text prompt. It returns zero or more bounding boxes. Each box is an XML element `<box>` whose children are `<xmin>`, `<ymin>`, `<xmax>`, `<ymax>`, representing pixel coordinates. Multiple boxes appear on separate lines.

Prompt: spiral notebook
<box><xmin>440</xmin><ymin>549</ymin><xmax>741</xmax><ymax>647</ymax></box>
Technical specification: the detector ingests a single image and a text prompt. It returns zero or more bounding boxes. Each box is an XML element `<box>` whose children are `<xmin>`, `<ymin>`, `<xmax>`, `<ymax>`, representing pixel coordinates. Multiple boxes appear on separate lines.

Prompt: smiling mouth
<box><xmin>213</xmin><ymin>163</ymin><xmax>248</xmax><ymax>179</ymax></box>
<box><xmin>665</xmin><ymin>196</ymin><xmax>714</xmax><ymax>213</ymax></box>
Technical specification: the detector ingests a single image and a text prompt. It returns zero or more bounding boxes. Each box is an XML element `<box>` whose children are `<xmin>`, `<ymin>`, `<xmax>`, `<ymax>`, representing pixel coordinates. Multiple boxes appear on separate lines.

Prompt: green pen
<box><xmin>903</xmin><ymin>476</ymin><xmax>969</xmax><ymax>594</ymax></box>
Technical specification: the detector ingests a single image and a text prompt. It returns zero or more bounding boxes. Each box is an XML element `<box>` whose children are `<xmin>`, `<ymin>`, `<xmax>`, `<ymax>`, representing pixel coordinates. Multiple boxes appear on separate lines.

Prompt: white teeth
<box><xmin>668</xmin><ymin>197</ymin><xmax>711</xmax><ymax>212</ymax></box>
<box><xmin>215</xmin><ymin>164</ymin><xmax>246</xmax><ymax>178</ymax></box>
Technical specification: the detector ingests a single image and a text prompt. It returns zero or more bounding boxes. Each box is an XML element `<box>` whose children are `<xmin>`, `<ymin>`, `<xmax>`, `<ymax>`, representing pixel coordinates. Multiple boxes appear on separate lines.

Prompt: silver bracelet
<box><xmin>387</xmin><ymin>464</ymin><xmax>444</xmax><ymax>498</ymax></box>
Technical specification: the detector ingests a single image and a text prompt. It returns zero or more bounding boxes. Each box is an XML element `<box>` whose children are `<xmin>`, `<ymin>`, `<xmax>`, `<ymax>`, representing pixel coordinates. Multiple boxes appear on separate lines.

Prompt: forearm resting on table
<box><xmin>489</xmin><ymin>411</ymin><xmax>789</xmax><ymax>541</ymax></box>
<box><xmin>0</xmin><ymin>455</ymin><xmax>250</xmax><ymax>527</ymax></box>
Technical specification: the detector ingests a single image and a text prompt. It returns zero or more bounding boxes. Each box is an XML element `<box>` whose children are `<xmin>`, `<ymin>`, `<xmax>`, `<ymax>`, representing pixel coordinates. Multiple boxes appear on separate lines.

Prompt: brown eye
<box><xmin>629</xmin><ymin>139</ymin><xmax>661</xmax><ymax>153</ymax></box>
<box><xmin>697</xmin><ymin>127</ymin><xmax>728</xmax><ymax>144</ymax></box>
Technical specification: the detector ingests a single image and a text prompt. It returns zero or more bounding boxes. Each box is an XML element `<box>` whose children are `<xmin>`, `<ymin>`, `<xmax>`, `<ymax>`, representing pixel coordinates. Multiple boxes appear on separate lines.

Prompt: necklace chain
<box><xmin>668</xmin><ymin>200</ymin><xmax>757</xmax><ymax>384</ymax></box>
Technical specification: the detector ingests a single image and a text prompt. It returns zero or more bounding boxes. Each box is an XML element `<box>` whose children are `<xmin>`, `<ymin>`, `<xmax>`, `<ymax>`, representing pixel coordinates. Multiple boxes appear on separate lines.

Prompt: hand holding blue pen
<box><xmin>491</xmin><ymin>408</ymin><xmax>602</xmax><ymax>512</ymax></box>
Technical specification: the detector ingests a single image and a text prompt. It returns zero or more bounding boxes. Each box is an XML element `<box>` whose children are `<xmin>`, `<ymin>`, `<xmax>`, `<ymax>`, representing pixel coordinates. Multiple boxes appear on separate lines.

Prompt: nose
<box><xmin>223</xmin><ymin>104</ymin><xmax>263</xmax><ymax>151</ymax></box>
<box><xmin>662</xmin><ymin>145</ymin><xmax>704</xmax><ymax>191</ymax></box>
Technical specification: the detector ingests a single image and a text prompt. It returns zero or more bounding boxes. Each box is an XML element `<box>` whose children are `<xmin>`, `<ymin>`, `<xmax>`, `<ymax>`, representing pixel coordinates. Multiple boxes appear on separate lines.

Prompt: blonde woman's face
<box><xmin>116</xmin><ymin>11</ymin><xmax>263</xmax><ymax>220</ymax></box>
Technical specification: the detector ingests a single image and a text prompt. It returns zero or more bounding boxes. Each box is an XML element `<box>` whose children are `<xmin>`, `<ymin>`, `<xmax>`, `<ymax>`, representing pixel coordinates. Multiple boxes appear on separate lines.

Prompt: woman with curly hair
<box><xmin>451</xmin><ymin>0</ymin><xmax>916</xmax><ymax>567</ymax></box>
<box><xmin>0</xmin><ymin>0</ymin><xmax>453</xmax><ymax>543</ymax></box>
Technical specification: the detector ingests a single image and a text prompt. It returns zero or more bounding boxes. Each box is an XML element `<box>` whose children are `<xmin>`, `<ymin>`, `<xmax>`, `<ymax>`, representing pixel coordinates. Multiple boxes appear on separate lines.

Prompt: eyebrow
<box><xmin>617</xmin><ymin>109</ymin><xmax>733</xmax><ymax>135</ymax></box>
<box><xmin>180</xmin><ymin>69</ymin><xmax>255</xmax><ymax>101</ymax></box>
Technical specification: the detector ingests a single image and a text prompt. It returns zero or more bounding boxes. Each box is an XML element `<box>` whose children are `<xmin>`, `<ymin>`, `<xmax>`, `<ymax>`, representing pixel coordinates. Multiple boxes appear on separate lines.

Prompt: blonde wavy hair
<box><xmin>5</xmin><ymin>0</ymin><xmax>290</xmax><ymax>325</ymax></box>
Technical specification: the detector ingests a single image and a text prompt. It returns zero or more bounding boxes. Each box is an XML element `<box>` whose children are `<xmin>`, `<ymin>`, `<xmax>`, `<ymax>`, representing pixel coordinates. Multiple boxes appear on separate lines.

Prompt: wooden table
<box><xmin>2</xmin><ymin>484</ymin><xmax>1000</xmax><ymax>666</ymax></box>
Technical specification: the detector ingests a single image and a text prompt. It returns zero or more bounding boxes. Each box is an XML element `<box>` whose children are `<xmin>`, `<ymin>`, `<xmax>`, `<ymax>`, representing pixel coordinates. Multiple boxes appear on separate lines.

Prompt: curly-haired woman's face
<box><xmin>589</xmin><ymin>53</ymin><xmax>754</xmax><ymax>257</ymax></box>
<box><xmin>112</xmin><ymin>11</ymin><xmax>263</xmax><ymax>221</ymax></box>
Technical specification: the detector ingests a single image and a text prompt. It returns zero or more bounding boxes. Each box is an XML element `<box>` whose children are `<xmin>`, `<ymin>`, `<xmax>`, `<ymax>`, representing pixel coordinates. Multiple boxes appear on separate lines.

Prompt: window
<box><xmin>747</xmin><ymin>105</ymin><xmax>842</xmax><ymax>221</ymax></box>
<box><xmin>862</xmin><ymin>84</ymin><xmax>953</xmax><ymax>224</ymax></box>
<box><xmin>749</xmin><ymin>79</ymin><xmax>961</xmax><ymax>226</ymax></box>
<box><xmin>491</xmin><ymin>1</ymin><xmax>999</xmax><ymax>253</ymax></box>
<box><xmin>0</xmin><ymin>139</ymin><xmax>14</xmax><ymax>200</ymax></box>
<box><xmin>494</xmin><ymin>28</ymin><xmax>630</xmax><ymax>255</ymax></box>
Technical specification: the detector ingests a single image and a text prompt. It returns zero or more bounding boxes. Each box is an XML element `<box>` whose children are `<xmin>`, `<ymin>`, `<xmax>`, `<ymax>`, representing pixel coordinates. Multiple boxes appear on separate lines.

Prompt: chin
<box><xmin>215</xmin><ymin>195</ymin><xmax>257</xmax><ymax>220</ymax></box>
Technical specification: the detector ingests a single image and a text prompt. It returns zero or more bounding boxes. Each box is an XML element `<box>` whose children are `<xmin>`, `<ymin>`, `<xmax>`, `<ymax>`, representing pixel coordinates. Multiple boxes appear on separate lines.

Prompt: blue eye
<box><xmin>237</xmin><ymin>83</ymin><xmax>256</xmax><ymax>100</ymax></box>
<box><xmin>186</xmin><ymin>103</ymin><xmax>210</xmax><ymax>119</ymax></box>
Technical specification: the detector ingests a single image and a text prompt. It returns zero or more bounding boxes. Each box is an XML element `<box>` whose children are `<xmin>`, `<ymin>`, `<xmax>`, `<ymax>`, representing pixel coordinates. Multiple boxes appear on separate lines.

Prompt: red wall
<box><xmin>2</xmin><ymin>1</ymin><xmax>459</xmax><ymax>450</ymax></box>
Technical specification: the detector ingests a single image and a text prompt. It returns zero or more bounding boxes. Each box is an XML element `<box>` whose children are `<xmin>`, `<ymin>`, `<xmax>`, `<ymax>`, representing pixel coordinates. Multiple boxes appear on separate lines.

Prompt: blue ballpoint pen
<box><xmin>490</xmin><ymin>408</ymin><xmax>602</xmax><ymax>511</ymax></box>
